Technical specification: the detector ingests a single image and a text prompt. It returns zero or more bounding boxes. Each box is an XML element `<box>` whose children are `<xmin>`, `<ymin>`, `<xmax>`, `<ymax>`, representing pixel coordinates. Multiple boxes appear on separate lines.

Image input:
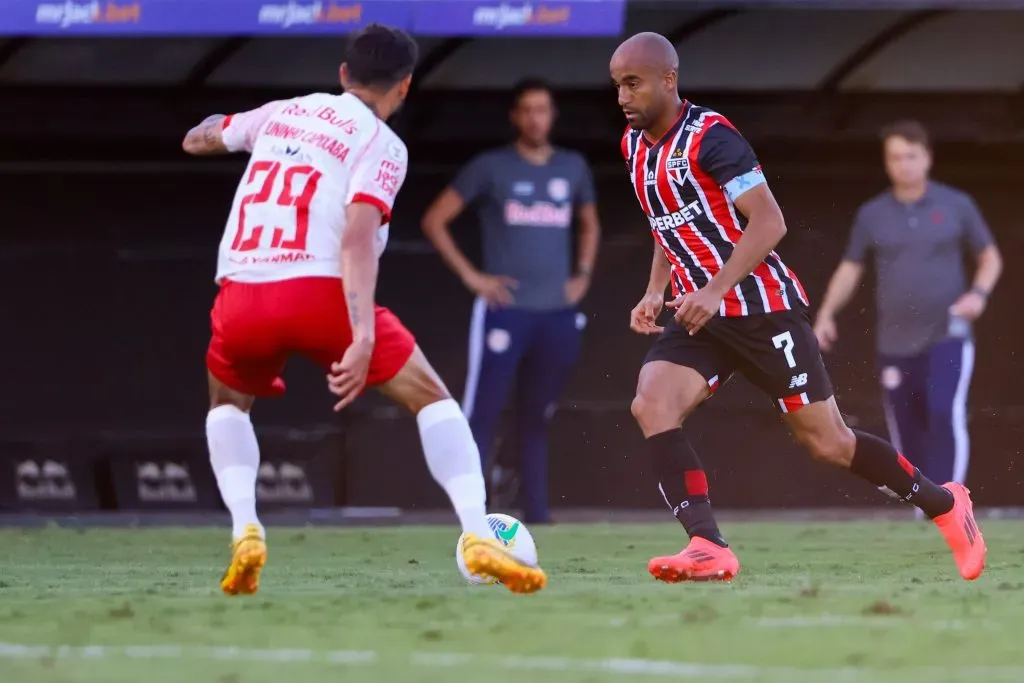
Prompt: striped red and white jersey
<box><xmin>621</xmin><ymin>101</ymin><xmax>809</xmax><ymax>317</ymax></box>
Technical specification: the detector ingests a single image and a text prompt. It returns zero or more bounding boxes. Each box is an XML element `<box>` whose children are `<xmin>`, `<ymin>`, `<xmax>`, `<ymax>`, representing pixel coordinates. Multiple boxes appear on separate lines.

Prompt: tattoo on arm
<box><xmin>183</xmin><ymin>114</ymin><xmax>228</xmax><ymax>155</ymax></box>
<box><xmin>347</xmin><ymin>291</ymin><xmax>360</xmax><ymax>329</ymax></box>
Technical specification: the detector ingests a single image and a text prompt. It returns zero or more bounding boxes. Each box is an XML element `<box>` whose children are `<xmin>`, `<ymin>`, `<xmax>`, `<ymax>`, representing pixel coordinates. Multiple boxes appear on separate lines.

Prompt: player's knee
<box><xmin>631</xmin><ymin>393</ymin><xmax>685</xmax><ymax>437</ymax></box>
<box><xmin>379</xmin><ymin>349</ymin><xmax>452</xmax><ymax>414</ymax></box>
<box><xmin>798</xmin><ymin>424</ymin><xmax>856</xmax><ymax>466</ymax></box>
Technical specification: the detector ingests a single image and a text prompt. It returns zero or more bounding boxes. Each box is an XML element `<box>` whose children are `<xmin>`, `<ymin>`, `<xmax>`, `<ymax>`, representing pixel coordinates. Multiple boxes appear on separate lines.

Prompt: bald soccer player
<box><xmin>610</xmin><ymin>32</ymin><xmax>986</xmax><ymax>583</ymax></box>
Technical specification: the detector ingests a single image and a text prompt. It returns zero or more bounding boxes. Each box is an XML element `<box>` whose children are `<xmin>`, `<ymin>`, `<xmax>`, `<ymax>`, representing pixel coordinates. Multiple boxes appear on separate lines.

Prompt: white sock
<box><xmin>417</xmin><ymin>398</ymin><xmax>490</xmax><ymax>537</ymax></box>
<box><xmin>206</xmin><ymin>404</ymin><xmax>264</xmax><ymax>540</ymax></box>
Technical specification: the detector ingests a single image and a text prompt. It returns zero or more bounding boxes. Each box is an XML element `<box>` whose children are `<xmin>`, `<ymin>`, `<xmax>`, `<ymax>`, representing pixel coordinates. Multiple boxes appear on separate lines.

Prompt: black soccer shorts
<box><xmin>643</xmin><ymin>306</ymin><xmax>833</xmax><ymax>413</ymax></box>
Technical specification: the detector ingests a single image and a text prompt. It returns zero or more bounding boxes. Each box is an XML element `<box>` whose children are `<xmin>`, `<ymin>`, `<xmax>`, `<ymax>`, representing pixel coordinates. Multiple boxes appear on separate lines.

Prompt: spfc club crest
<box><xmin>547</xmin><ymin>177</ymin><xmax>570</xmax><ymax>202</ymax></box>
<box><xmin>665</xmin><ymin>147</ymin><xmax>689</xmax><ymax>184</ymax></box>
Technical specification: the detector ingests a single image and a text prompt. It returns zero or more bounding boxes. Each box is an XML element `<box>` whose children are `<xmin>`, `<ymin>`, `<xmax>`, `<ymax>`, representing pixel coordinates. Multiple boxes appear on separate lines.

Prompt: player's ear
<box><xmin>339</xmin><ymin>63</ymin><xmax>351</xmax><ymax>90</ymax></box>
<box><xmin>664</xmin><ymin>69</ymin><xmax>677</xmax><ymax>91</ymax></box>
<box><xmin>397</xmin><ymin>73</ymin><xmax>412</xmax><ymax>99</ymax></box>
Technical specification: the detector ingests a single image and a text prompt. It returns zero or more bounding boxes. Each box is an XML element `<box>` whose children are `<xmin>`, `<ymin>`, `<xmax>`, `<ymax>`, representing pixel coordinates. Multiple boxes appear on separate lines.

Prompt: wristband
<box><xmin>969</xmin><ymin>286</ymin><xmax>989</xmax><ymax>299</ymax></box>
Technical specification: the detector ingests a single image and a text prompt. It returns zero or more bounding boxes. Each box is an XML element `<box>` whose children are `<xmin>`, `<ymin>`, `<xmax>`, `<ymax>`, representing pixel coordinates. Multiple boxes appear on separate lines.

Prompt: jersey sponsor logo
<box><xmin>229</xmin><ymin>252</ymin><xmax>317</xmax><ymax>266</ymax></box>
<box><xmin>374</xmin><ymin>160</ymin><xmax>402</xmax><ymax>197</ymax></box>
<box><xmin>504</xmin><ymin>200</ymin><xmax>572</xmax><ymax>228</ymax></box>
<box><xmin>644</xmin><ymin>170</ymin><xmax>657</xmax><ymax>187</ymax></box>
<box><xmin>136</xmin><ymin>461</ymin><xmax>197</xmax><ymax>503</ymax></box>
<box><xmin>270</xmin><ymin>143</ymin><xmax>312</xmax><ymax>163</ymax></box>
<box><xmin>35</xmin><ymin>1</ymin><xmax>140</xmax><ymax>28</ymax></box>
<box><xmin>258</xmin><ymin>2</ymin><xmax>363</xmax><ymax>29</ymax></box>
<box><xmin>647</xmin><ymin>199</ymin><xmax>705</xmax><ymax>231</ymax></box>
<box><xmin>279</xmin><ymin>102</ymin><xmax>358</xmax><ymax>135</ymax></box>
<box><xmin>547</xmin><ymin>177</ymin><xmax>570</xmax><ymax>202</ymax></box>
<box><xmin>788</xmin><ymin>373</ymin><xmax>809</xmax><ymax>389</ymax></box>
<box><xmin>257</xmin><ymin>461</ymin><xmax>313</xmax><ymax>503</ymax></box>
<box><xmin>15</xmin><ymin>459</ymin><xmax>77</xmax><ymax>501</ymax></box>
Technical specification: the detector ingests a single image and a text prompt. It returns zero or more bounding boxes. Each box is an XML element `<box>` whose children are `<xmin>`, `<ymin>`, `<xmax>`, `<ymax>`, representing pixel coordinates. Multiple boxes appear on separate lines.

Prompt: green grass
<box><xmin>1</xmin><ymin>521</ymin><xmax>1023</xmax><ymax>683</ymax></box>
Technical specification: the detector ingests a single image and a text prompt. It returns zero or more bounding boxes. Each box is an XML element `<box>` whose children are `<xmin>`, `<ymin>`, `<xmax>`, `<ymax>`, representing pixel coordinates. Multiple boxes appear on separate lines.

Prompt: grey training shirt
<box><xmin>452</xmin><ymin>146</ymin><xmax>596</xmax><ymax>311</ymax></box>
<box><xmin>843</xmin><ymin>181</ymin><xmax>994</xmax><ymax>357</ymax></box>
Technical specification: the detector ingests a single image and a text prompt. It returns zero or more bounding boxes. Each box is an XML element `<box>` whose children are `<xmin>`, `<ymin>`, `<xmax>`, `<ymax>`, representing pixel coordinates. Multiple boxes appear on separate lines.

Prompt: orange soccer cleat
<box><xmin>220</xmin><ymin>524</ymin><xmax>267</xmax><ymax>596</ymax></box>
<box><xmin>933</xmin><ymin>483</ymin><xmax>986</xmax><ymax>581</ymax></box>
<box><xmin>461</xmin><ymin>533</ymin><xmax>547</xmax><ymax>594</ymax></box>
<box><xmin>648</xmin><ymin>536</ymin><xmax>740</xmax><ymax>583</ymax></box>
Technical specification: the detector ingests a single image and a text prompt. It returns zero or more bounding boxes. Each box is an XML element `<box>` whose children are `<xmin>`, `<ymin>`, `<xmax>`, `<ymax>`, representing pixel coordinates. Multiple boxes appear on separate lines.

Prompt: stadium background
<box><xmin>1</xmin><ymin>0</ymin><xmax>1022</xmax><ymax>518</ymax></box>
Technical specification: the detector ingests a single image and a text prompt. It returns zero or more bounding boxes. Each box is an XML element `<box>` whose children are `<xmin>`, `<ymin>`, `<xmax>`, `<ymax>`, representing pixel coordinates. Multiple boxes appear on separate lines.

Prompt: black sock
<box><xmin>647</xmin><ymin>428</ymin><xmax>727</xmax><ymax>547</ymax></box>
<box><xmin>848</xmin><ymin>430</ymin><xmax>954</xmax><ymax>519</ymax></box>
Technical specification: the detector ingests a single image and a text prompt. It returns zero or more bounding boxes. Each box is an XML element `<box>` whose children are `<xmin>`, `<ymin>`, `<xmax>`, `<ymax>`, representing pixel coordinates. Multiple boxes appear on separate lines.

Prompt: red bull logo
<box><xmin>258</xmin><ymin>2</ymin><xmax>363</xmax><ymax>28</ymax></box>
<box><xmin>35</xmin><ymin>1</ymin><xmax>140</xmax><ymax>28</ymax></box>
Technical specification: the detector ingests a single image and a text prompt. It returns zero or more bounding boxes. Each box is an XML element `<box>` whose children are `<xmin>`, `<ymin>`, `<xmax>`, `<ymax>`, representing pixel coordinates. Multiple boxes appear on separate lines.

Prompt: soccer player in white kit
<box><xmin>181</xmin><ymin>24</ymin><xmax>547</xmax><ymax>596</ymax></box>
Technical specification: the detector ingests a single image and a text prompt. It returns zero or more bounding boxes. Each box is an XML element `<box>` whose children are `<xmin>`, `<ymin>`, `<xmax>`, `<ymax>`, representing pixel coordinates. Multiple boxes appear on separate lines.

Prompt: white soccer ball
<box><xmin>455</xmin><ymin>513</ymin><xmax>538</xmax><ymax>586</ymax></box>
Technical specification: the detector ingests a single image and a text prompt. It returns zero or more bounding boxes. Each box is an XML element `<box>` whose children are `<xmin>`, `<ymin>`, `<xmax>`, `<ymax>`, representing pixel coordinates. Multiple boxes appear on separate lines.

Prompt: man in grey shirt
<box><xmin>815</xmin><ymin>120</ymin><xmax>1002</xmax><ymax>494</ymax></box>
<box><xmin>422</xmin><ymin>78</ymin><xmax>601</xmax><ymax>523</ymax></box>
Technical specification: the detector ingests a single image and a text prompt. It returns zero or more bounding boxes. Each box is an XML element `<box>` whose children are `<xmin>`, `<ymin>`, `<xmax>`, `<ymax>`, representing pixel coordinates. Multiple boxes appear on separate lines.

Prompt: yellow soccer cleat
<box><xmin>220</xmin><ymin>524</ymin><xmax>267</xmax><ymax>596</ymax></box>
<box><xmin>461</xmin><ymin>532</ymin><xmax>547</xmax><ymax>594</ymax></box>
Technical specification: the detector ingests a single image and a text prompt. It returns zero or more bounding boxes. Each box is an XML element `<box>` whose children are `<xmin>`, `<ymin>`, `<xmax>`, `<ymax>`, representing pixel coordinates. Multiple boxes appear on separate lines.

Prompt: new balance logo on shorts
<box><xmin>789</xmin><ymin>373</ymin><xmax>808</xmax><ymax>389</ymax></box>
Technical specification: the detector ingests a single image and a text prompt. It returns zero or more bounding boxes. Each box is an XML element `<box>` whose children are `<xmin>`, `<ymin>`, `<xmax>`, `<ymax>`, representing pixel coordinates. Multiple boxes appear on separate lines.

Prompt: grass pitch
<box><xmin>1</xmin><ymin>520</ymin><xmax>1023</xmax><ymax>682</ymax></box>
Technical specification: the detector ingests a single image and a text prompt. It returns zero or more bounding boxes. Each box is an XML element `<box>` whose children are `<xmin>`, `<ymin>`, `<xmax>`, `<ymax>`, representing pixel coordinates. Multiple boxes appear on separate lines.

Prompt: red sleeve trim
<box><xmin>223</xmin><ymin>114</ymin><xmax>234</xmax><ymax>129</ymax></box>
<box><xmin>351</xmin><ymin>192</ymin><xmax>391</xmax><ymax>224</ymax></box>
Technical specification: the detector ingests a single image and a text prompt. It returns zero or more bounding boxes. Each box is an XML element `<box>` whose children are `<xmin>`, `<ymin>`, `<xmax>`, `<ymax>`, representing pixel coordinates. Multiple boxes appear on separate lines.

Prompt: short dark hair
<box><xmin>344</xmin><ymin>23</ymin><xmax>418</xmax><ymax>89</ymax></box>
<box><xmin>880</xmin><ymin>119</ymin><xmax>931</xmax><ymax>151</ymax></box>
<box><xmin>511</xmin><ymin>77</ymin><xmax>554</xmax><ymax>109</ymax></box>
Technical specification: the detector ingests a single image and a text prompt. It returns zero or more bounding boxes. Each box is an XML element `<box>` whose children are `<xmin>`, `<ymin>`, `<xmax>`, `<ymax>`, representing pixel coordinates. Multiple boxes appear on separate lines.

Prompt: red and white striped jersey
<box><xmin>621</xmin><ymin>101</ymin><xmax>809</xmax><ymax>317</ymax></box>
<box><xmin>216</xmin><ymin>92</ymin><xmax>408</xmax><ymax>284</ymax></box>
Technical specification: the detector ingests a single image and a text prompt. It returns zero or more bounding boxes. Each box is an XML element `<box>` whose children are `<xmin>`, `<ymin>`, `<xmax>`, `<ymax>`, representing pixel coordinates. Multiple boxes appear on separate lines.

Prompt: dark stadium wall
<box><xmin>0</xmin><ymin>91</ymin><xmax>1021</xmax><ymax>511</ymax></box>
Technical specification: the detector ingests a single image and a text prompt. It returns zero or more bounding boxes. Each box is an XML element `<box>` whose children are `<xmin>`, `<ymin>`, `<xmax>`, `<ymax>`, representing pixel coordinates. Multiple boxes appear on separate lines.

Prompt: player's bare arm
<box><xmin>670</xmin><ymin>184</ymin><xmax>787</xmax><ymax>334</ymax></box>
<box><xmin>567</xmin><ymin>202</ymin><xmax>601</xmax><ymax>305</ymax></box>
<box><xmin>950</xmin><ymin>243</ymin><xmax>1002</xmax><ymax>321</ymax></box>
<box><xmin>630</xmin><ymin>243</ymin><xmax>671</xmax><ymax>335</ymax></box>
<box><xmin>814</xmin><ymin>260</ymin><xmax>865</xmax><ymax>351</ymax></box>
<box><xmin>181</xmin><ymin>115</ymin><xmax>230</xmax><ymax>155</ymax></box>
<box><xmin>329</xmin><ymin>202</ymin><xmax>384</xmax><ymax>412</ymax></box>
<box><xmin>422</xmin><ymin>187</ymin><xmax>517</xmax><ymax>305</ymax></box>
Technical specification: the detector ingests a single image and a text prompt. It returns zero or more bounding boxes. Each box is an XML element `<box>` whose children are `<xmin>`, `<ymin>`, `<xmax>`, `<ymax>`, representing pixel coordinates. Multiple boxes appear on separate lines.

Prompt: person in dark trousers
<box><xmin>815</xmin><ymin>120</ymin><xmax>1002</xmax><ymax>510</ymax></box>
<box><xmin>421</xmin><ymin>78</ymin><xmax>601</xmax><ymax>524</ymax></box>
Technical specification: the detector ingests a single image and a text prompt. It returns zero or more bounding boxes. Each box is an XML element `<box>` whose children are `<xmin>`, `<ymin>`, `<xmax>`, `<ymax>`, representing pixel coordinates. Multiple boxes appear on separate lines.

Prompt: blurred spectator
<box><xmin>421</xmin><ymin>78</ymin><xmax>601</xmax><ymax>523</ymax></box>
<box><xmin>814</xmin><ymin>120</ymin><xmax>1002</xmax><ymax>501</ymax></box>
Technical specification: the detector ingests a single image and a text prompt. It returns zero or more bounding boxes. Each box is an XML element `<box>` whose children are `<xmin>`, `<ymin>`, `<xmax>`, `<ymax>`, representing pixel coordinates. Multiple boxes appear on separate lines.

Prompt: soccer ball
<box><xmin>455</xmin><ymin>513</ymin><xmax>538</xmax><ymax>585</ymax></box>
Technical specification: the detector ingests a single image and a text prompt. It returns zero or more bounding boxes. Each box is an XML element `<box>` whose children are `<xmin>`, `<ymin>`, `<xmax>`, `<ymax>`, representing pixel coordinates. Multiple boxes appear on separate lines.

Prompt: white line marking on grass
<box><xmin>2</xmin><ymin>643</ymin><xmax>1024</xmax><ymax>682</ymax></box>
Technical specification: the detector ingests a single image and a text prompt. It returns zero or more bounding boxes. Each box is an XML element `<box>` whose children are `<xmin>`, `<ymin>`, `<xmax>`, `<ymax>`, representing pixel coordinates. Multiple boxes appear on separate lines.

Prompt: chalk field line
<box><xmin>1</xmin><ymin>643</ymin><xmax>1023</xmax><ymax>683</ymax></box>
